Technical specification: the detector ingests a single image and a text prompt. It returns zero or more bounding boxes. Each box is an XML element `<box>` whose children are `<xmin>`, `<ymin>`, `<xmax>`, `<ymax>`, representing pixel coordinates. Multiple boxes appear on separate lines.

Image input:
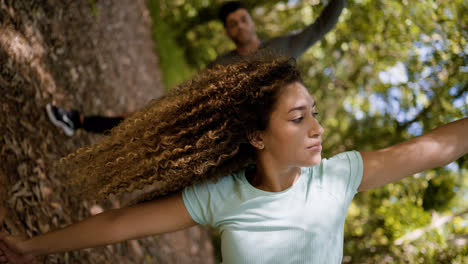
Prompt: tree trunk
<box><xmin>0</xmin><ymin>0</ymin><xmax>215</xmax><ymax>263</ymax></box>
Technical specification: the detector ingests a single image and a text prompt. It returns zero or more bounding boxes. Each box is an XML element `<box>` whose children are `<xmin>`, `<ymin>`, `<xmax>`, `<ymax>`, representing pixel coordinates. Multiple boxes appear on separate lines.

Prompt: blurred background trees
<box><xmin>150</xmin><ymin>0</ymin><xmax>467</xmax><ymax>262</ymax></box>
<box><xmin>1</xmin><ymin>0</ymin><xmax>215</xmax><ymax>263</ymax></box>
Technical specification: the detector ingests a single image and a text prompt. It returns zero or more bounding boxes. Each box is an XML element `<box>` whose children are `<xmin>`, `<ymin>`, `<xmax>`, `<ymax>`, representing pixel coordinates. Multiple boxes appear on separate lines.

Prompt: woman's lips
<box><xmin>307</xmin><ymin>144</ymin><xmax>322</xmax><ymax>151</ymax></box>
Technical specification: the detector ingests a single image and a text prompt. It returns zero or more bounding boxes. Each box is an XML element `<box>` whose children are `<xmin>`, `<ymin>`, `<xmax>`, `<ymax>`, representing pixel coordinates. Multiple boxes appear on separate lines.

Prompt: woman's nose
<box><xmin>308</xmin><ymin>117</ymin><xmax>324</xmax><ymax>138</ymax></box>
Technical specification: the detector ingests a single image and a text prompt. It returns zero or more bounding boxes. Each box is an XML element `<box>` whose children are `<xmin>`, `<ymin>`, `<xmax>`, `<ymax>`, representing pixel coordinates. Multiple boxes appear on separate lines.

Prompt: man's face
<box><xmin>225</xmin><ymin>8</ymin><xmax>256</xmax><ymax>46</ymax></box>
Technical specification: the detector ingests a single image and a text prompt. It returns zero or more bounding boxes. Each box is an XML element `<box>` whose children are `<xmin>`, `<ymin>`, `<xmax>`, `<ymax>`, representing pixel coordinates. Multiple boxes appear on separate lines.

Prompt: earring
<box><xmin>257</xmin><ymin>144</ymin><xmax>264</xmax><ymax>150</ymax></box>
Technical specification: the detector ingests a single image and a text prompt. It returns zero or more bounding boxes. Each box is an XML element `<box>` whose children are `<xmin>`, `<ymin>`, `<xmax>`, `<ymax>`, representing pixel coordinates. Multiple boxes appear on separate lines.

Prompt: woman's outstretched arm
<box><xmin>0</xmin><ymin>192</ymin><xmax>195</xmax><ymax>263</ymax></box>
<box><xmin>359</xmin><ymin>117</ymin><xmax>468</xmax><ymax>191</ymax></box>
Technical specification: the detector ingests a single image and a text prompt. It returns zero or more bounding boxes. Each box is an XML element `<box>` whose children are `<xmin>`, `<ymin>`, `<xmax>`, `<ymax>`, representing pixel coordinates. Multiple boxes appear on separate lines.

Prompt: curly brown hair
<box><xmin>61</xmin><ymin>56</ymin><xmax>302</xmax><ymax>201</ymax></box>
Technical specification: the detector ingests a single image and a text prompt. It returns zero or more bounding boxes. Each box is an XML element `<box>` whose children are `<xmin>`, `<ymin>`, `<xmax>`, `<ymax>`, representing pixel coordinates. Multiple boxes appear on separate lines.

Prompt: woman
<box><xmin>0</xmin><ymin>57</ymin><xmax>466</xmax><ymax>264</ymax></box>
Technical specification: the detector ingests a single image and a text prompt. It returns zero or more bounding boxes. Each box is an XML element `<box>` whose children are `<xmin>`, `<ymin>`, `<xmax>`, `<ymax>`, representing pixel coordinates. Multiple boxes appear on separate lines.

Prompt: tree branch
<box><xmin>179</xmin><ymin>0</ymin><xmax>284</xmax><ymax>32</ymax></box>
<box><xmin>396</xmin><ymin>82</ymin><xmax>467</xmax><ymax>133</ymax></box>
<box><xmin>394</xmin><ymin>208</ymin><xmax>468</xmax><ymax>245</ymax></box>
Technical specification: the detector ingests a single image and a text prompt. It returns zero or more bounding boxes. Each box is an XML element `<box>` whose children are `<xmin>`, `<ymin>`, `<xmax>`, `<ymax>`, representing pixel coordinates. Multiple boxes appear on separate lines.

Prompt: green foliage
<box><xmin>151</xmin><ymin>0</ymin><xmax>468</xmax><ymax>262</ymax></box>
<box><xmin>423</xmin><ymin>172</ymin><xmax>457</xmax><ymax>211</ymax></box>
<box><xmin>147</xmin><ymin>1</ymin><xmax>196</xmax><ymax>89</ymax></box>
<box><xmin>88</xmin><ymin>0</ymin><xmax>98</xmax><ymax>16</ymax></box>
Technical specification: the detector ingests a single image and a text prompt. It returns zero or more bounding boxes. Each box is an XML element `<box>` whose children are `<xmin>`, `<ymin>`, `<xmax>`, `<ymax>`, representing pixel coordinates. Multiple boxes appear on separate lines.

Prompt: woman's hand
<box><xmin>0</xmin><ymin>233</ymin><xmax>34</xmax><ymax>264</ymax></box>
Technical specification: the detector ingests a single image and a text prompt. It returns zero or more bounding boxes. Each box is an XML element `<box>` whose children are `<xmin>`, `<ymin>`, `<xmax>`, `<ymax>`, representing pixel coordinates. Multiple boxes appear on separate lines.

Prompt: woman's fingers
<box><xmin>0</xmin><ymin>240</ymin><xmax>19</xmax><ymax>264</ymax></box>
<box><xmin>0</xmin><ymin>205</ymin><xmax>6</xmax><ymax>224</ymax></box>
<box><xmin>0</xmin><ymin>239</ymin><xmax>34</xmax><ymax>264</ymax></box>
<box><xmin>0</xmin><ymin>242</ymin><xmax>10</xmax><ymax>263</ymax></box>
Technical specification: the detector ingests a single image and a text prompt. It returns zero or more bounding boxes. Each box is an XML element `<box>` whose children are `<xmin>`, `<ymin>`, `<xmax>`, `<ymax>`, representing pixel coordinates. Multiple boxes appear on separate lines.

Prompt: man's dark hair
<box><xmin>219</xmin><ymin>1</ymin><xmax>247</xmax><ymax>26</ymax></box>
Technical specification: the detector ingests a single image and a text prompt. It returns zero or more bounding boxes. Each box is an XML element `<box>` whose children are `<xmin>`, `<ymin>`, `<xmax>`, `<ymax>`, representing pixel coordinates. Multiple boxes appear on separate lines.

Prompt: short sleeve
<box><xmin>316</xmin><ymin>150</ymin><xmax>363</xmax><ymax>199</ymax></box>
<box><xmin>182</xmin><ymin>182</ymin><xmax>213</xmax><ymax>225</ymax></box>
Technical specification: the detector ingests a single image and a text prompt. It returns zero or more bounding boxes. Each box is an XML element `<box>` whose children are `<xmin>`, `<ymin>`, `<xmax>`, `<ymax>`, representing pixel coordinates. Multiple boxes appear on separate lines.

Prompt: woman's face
<box><xmin>259</xmin><ymin>81</ymin><xmax>324</xmax><ymax>167</ymax></box>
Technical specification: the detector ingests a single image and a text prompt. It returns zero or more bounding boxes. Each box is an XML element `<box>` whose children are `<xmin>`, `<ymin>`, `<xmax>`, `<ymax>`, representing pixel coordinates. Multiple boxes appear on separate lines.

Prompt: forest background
<box><xmin>0</xmin><ymin>0</ymin><xmax>467</xmax><ymax>263</ymax></box>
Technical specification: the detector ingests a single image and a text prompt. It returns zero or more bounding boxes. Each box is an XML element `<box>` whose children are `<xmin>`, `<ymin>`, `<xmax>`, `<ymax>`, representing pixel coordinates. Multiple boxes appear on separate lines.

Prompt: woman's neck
<box><xmin>247</xmin><ymin>160</ymin><xmax>301</xmax><ymax>192</ymax></box>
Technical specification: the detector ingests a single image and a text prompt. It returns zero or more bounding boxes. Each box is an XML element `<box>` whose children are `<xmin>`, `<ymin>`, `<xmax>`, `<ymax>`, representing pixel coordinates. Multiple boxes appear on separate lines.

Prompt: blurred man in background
<box><xmin>210</xmin><ymin>0</ymin><xmax>346</xmax><ymax>66</ymax></box>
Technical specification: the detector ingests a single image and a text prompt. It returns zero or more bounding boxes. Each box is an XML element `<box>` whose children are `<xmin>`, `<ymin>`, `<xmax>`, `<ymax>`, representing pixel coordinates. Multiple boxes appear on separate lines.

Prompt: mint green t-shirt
<box><xmin>182</xmin><ymin>151</ymin><xmax>363</xmax><ymax>264</ymax></box>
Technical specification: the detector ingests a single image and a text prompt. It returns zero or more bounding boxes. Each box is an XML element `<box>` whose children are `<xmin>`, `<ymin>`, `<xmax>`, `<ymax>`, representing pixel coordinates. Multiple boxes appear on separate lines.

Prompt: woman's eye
<box><xmin>312</xmin><ymin>112</ymin><xmax>319</xmax><ymax>118</ymax></box>
<box><xmin>292</xmin><ymin>117</ymin><xmax>304</xmax><ymax>123</ymax></box>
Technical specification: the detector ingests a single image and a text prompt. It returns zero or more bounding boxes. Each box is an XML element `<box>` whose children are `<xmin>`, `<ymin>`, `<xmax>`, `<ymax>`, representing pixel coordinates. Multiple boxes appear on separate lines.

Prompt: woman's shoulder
<box><xmin>305</xmin><ymin>150</ymin><xmax>363</xmax><ymax>198</ymax></box>
<box><xmin>323</xmin><ymin>150</ymin><xmax>361</xmax><ymax>163</ymax></box>
<box><xmin>187</xmin><ymin>168</ymin><xmax>247</xmax><ymax>192</ymax></box>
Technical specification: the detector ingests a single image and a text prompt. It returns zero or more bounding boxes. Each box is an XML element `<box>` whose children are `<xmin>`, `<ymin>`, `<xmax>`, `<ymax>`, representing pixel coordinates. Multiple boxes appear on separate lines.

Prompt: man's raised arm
<box><xmin>286</xmin><ymin>0</ymin><xmax>346</xmax><ymax>58</ymax></box>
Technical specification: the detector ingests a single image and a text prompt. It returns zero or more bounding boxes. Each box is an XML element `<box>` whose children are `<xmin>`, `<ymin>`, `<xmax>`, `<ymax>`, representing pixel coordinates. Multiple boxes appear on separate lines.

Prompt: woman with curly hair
<box><xmin>0</xmin><ymin>57</ymin><xmax>467</xmax><ymax>264</ymax></box>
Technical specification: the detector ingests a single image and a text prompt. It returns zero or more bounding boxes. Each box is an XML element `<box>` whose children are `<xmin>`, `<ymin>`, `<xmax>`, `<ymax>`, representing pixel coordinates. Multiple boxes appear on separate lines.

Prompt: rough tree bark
<box><xmin>0</xmin><ymin>0</ymin><xmax>215</xmax><ymax>263</ymax></box>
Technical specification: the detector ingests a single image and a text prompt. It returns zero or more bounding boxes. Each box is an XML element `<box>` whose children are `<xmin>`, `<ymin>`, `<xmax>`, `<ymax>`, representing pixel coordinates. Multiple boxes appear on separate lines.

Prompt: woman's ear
<box><xmin>247</xmin><ymin>130</ymin><xmax>265</xmax><ymax>150</ymax></box>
